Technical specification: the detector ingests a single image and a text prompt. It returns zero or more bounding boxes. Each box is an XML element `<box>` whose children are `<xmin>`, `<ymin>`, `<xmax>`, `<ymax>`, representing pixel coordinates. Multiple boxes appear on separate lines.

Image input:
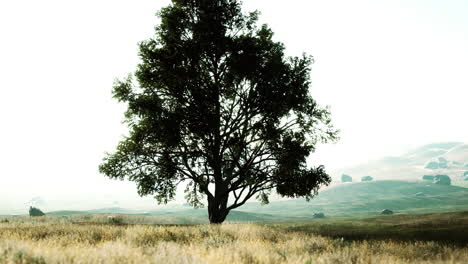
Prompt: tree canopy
<box><xmin>99</xmin><ymin>0</ymin><xmax>338</xmax><ymax>223</ymax></box>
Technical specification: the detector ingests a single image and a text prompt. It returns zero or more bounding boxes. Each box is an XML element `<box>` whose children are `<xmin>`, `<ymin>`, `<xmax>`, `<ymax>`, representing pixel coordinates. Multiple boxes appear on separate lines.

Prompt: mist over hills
<box><xmin>2</xmin><ymin>142</ymin><xmax>468</xmax><ymax>217</ymax></box>
<box><xmin>334</xmin><ymin>142</ymin><xmax>468</xmax><ymax>182</ymax></box>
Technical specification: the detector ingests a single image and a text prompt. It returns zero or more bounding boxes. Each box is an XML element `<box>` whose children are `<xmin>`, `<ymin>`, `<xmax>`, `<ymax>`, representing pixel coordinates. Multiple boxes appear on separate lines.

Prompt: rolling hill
<box><xmin>44</xmin><ymin>180</ymin><xmax>468</xmax><ymax>221</ymax></box>
<box><xmin>238</xmin><ymin>180</ymin><xmax>468</xmax><ymax>217</ymax></box>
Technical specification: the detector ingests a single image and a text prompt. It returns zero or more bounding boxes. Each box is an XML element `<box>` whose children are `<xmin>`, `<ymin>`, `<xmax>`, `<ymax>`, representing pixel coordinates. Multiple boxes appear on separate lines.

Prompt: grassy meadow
<box><xmin>1</xmin><ymin>212</ymin><xmax>468</xmax><ymax>263</ymax></box>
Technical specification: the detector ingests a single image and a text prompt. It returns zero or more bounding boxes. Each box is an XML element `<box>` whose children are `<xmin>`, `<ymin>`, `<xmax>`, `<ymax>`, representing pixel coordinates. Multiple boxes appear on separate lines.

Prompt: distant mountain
<box><xmin>335</xmin><ymin>142</ymin><xmax>468</xmax><ymax>181</ymax></box>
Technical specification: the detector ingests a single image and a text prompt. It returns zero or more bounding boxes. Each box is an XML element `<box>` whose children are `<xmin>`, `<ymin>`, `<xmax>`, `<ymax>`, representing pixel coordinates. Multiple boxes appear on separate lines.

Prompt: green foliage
<box><xmin>100</xmin><ymin>0</ymin><xmax>338</xmax><ymax>223</ymax></box>
<box><xmin>107</xmin><ymin>216</ymin><xmax>124</xmax><ymax>224</ymax></box>
<box><xmin>14</xmin><ymin>251</ymin><xmax>46</xmax><ymax>264</ymax></box>
<box><xmin>361</xmin><ymin>176</ymin><xmax>373</xmax><ymax>182</ymax></box>
<box><xmin>29</xmin><ymin>207</ymin><xmax>45</xmax><ymax>217</ymax></box>
<box><xmin>433</xmin><ymin>175</ymin><xmax>451</xmax><ymax>185</ymax></box>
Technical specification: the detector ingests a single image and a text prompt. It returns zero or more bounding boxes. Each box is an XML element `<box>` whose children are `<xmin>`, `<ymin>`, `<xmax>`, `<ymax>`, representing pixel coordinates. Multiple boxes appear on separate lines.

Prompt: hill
<box><xmin>45</xmin><ymin>180</ymin><xmax>468</xmax><ymax>221</ymax></box>
<box><xmin>238</xmin><ymin>180</ymin><xmax>468</xmax><ymax>217</ymax></box>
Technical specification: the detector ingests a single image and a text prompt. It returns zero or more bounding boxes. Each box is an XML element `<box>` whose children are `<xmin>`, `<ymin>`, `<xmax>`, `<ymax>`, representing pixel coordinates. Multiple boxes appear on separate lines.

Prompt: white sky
<box><xmin>0</xmin><ymin>0</ymin><xmax>467</xmax><ymax>212</ymax></box>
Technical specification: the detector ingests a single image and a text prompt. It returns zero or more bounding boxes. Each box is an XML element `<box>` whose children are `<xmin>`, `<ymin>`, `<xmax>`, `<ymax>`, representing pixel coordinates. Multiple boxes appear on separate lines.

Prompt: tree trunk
<box><xmin>208</xmin><ymin>195</ymin><xmax>229</xmax><ymax>224</ymax></box>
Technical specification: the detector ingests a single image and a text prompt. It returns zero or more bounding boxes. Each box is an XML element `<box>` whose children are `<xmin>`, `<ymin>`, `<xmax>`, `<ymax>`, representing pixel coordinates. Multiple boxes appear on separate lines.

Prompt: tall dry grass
<box><xmin>0</xmin><ymin>217</ymin><xmax>467</xmax><ymax>263</ymax></box>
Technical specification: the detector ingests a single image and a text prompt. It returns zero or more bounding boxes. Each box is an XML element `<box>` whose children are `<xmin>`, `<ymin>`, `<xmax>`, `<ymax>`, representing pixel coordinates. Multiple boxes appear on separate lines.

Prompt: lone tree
<box><xmin>100</xmin><ymin>0</ymin><xmax>338</xmax><ymax>224</ymax></box>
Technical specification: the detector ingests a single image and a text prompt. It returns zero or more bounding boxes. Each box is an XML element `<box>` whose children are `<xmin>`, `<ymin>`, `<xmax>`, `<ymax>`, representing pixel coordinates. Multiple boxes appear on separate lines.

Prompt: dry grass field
<box><xmin>1</xmin><ymin>213</ymin><xmax>467</xmax><ymax>264</ymax></box>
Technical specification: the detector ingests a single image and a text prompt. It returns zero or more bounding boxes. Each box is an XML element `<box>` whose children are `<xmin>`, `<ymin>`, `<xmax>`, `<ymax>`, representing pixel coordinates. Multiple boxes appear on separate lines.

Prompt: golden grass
<box><xmin>0</xmin><ymin>218</ymin><xmax>467</xmax><ymax>264</ymax></box>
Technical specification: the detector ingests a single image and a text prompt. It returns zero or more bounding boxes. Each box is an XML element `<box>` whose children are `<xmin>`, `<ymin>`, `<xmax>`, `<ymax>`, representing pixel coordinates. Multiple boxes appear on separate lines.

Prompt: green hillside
<box><xmin>238</xmin><ymin>180</ymin><xmax>468</xmax><ymax>217</ymax></box>
<box><xmin>45</xmin><ymin>180</ymin><xmax>468</xmax><ymax>222</ymax></box>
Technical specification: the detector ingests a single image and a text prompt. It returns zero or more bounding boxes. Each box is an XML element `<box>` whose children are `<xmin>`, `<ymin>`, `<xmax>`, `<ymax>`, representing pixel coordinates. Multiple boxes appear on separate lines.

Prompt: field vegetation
<box><xmin>1</xmin><ymin>212</ymin><xmax>467</xmax><ymax>263</ymax></box>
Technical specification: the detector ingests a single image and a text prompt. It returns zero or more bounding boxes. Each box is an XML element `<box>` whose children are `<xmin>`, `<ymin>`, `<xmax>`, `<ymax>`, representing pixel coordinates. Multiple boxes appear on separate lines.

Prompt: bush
<box><xmin>29</xmin><ymin>206</ymin><xmax>45</xmax><ymax>217</ymax></box>
<box><xmin>108</xmin><ymin>215</ymin><xmax>124</xmax><ymax>224</ymax></box>
<box><xmin>361</xmin><ymin>176</ymin><xmax>373</xmax><ymax>182</ymax></box>
<box><xmin>433</xmin><ymin>175</ymin><xmax>451</xmax><ymax>185</ymax></box>
<box><xmin>381</xmin><ymin>209</ymin><xmax>393</xmax><ymax>215</ymax></box>
<box><xmin>313</xmin><ymin>213</ymin><xmax>325</xmax><ymax>218</ymax></box>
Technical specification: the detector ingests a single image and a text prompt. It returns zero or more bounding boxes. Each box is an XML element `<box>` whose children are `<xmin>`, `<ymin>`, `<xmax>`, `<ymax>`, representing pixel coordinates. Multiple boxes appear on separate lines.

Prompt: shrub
<box><xmin>381</xmin><ymin>209</ymin><xmax>393</xmax><ymax>215</ymax></box>
<box><xmin>433</xmin><ymin>175</ymin><xmax>451</xmax><ymax>185</ymax></box>
<box><xmin>108</xmin><ymin>215</ymin><xmax>124</xmax><ymax>224</ymax></box>
<box><xmin>29</xmin><ymin>206</ymin><xmax>45</xmax><ymax>217</ymax></box>
<box><xmin>361</xmin><ymin>176</ymin><xmax>373</xmax><ymax>182</ymax></box>
<box><xmin>313</xmin><ymin>213</ymin><xmax>325</xmax><ymax>218</ymax></box>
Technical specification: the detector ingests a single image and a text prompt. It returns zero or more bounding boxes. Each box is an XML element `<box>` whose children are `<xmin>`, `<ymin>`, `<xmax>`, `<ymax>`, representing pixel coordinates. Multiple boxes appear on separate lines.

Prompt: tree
<box><xmin>99</xmin><ymin>0</ymin><xmax>338</xmax><ymax>224</ymax></box>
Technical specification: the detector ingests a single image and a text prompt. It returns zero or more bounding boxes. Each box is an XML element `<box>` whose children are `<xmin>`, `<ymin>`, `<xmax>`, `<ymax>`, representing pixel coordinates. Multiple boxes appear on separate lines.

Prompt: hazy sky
<box><xmin>1</xmin><ymin>0</ymin><xmax>467</xmax><ymax>212</ymax></box>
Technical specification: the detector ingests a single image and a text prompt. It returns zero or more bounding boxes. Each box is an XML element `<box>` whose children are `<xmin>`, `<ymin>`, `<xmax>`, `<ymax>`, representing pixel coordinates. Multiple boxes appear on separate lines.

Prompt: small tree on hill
<box><xmin>29</xmin><ymin>206</ymin><xmax>45</xmax><ymax>217</ymax></box>
<box><xmin>99</xmin><ymin>0</ymin><xmax>338</xmax><ymax>224</ymax></box>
